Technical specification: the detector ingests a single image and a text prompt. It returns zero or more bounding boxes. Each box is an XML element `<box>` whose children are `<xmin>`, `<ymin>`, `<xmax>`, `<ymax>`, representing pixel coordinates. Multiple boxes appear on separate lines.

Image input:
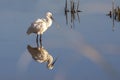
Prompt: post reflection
<box><xmin>64</xmin><ymin>0</ymin><xmax>82</xmax><ymax>28</ymax></box>
<box><xmin>107</xmin><ymin>0</ymin><xmax>120</xmax><ymax>31</ymax></box>
<box><xmin>27</xmin><ymin>41</ymin><xmax>57</xmax><ymax>70</ymax></box>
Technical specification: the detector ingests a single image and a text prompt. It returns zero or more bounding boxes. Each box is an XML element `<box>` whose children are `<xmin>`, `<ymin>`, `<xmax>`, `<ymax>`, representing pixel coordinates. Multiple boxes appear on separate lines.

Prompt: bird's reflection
<box><xmin>27</xmin><ymin>41</ymin><xmax>57</xmax><ymax>70</ymax></box>
<box><xmin>64</xmin><ymin>0</ymin><xmax>82</xmax><ymax>28</ymax></box>
<box><xmin>107</xmin><ymin>0</ymin><xmax>120</xmax><ymax>31</ymax></box>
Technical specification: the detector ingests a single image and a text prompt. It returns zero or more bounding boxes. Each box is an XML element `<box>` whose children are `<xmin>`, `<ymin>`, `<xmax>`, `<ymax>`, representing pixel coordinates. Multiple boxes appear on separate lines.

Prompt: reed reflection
<box><xmin>107</xmin><ymin>0</ymin><xmax>120</xmax><ymax>31</ymax></box>
<box><xmin>27</xmin><ymin>41</ymin><xmax>57</xmax><ymax>70</ymax></box>
<box><xmin>64</xmin><ymin>0</ymin><xmax>82</xmax><ymax>28</ymax></box>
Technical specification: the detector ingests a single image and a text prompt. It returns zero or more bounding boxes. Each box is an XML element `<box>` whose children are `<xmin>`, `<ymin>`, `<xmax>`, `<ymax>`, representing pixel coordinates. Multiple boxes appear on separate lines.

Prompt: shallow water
<box><xmin>0</xmin><ymin>0</ymin><xmax>120</xmax><ymax>80</ymax></box>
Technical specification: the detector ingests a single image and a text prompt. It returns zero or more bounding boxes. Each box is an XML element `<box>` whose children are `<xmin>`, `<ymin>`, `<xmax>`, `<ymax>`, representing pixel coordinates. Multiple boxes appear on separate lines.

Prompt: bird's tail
<box><xmin>26</xmin><ymin>27</ymin><xmax>32</xmax><ymax>35</ymax></box>
<box><xmin>26</xmin><ymin>30</ymin><xmax>31</xmax><ymax>35</ymax></box>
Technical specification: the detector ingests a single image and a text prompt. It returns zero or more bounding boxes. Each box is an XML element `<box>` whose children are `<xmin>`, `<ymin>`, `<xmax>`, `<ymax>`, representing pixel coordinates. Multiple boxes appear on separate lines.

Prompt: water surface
<box><xmin>0</xmin><ymin>0</ymin><xmax>120</xmax><ymax>80</ymax></box>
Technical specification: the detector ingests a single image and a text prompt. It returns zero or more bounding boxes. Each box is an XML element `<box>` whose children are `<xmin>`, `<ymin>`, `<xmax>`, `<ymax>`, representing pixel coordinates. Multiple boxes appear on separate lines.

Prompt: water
<box><xmin>0</xmin><ymin>0</ymin><xmax>120</xmax><ymax>80</ymax></box>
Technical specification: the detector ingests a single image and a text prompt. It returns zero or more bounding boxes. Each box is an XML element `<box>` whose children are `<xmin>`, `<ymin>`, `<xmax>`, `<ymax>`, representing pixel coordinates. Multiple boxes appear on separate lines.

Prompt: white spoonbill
<box><xmin>27</xmin><ymin>12</ymin><xmax>54</xmax><ymax>43</ymax></box>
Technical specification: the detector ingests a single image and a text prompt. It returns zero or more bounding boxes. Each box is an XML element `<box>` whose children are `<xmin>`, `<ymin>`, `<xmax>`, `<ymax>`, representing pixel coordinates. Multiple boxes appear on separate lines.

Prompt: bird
<box><xmin>27</xmin><ymin>12</ymin><xmax>54</xmax><ymax>43</ymax></box>
<box><xmin>27</xmin><ymin>45</ymin><xmax>57</xmax><ymax>70</ymax></box>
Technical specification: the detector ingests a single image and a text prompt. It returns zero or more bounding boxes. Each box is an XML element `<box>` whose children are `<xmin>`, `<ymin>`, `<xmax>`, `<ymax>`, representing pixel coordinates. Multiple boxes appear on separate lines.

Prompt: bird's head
<box><xmin>46</xmin><ymin>12</ymin><xmax>60</xmax><ymax>28</ymax></box>
<box><xmin>46</xmin><ymin>12</ymin><xmax>54</xmax><ymax>20</ymax></box>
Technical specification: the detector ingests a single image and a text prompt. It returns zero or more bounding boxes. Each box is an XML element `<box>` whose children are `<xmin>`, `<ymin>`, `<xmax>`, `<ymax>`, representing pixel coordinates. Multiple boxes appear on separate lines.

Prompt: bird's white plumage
<box><xmin>27</xmin><ymin>12</ymin><xmax>53</xmax><ymax>35</ymax></box>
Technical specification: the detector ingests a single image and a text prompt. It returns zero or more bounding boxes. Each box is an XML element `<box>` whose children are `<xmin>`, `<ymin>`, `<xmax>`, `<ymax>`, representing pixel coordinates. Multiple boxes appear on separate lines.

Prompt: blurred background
<box><xmin>0</xmin><ymin>0</ymin><xmax>120</xmax><ymax>80</ymax></box>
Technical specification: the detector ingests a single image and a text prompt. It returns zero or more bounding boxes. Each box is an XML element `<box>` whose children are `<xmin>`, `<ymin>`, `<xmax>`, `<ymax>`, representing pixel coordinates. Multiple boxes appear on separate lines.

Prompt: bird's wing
<box><xmin>33</xmin><ymin>19</ymin><xmax>47</xmax><ymax>31</ymax></box>
<box><xmin>27</xmin><ymin>19</ymin><xmax>45</xmax><ymax>34</ymax></box>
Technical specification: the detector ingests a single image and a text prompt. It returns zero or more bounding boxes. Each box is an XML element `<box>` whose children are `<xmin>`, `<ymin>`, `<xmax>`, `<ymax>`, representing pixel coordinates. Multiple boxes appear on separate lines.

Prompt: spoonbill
<box><xmin>27</xmin><ymin>12</ymin><xmax>54</xmax><ymax>43</ymax></box>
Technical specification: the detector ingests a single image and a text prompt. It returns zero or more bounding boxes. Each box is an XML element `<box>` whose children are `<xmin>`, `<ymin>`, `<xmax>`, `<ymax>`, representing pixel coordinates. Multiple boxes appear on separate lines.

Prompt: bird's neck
<box><xmin>46</xmin><ymin>17</ymin><xmax>52</xmax><ymax>27</ymax></box>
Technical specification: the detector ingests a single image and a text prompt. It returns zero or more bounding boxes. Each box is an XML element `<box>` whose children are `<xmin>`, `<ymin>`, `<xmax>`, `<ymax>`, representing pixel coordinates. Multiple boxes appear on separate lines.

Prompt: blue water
<box><xmin>0</xmin><ymin>0</ymin><xmax>120</xmax><ymax>80</ymax></box>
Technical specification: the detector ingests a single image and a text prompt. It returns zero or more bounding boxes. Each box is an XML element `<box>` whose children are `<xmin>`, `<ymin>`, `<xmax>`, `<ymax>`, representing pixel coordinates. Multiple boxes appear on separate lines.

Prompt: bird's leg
<box><xmin>36</xmin><ymin>34</ymin><xmax>39</xmax><ymax>47</ymax></box>
<box><xmin>40</xmin><ymin>34</ymin><xmax>42</xmax><ymax>47</ymax></box>
<box><xmin>40</xmin><ymin>40</ymin><xmax>42</xmax><ymax>47</ymax></box>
